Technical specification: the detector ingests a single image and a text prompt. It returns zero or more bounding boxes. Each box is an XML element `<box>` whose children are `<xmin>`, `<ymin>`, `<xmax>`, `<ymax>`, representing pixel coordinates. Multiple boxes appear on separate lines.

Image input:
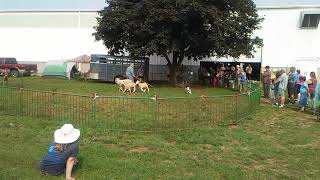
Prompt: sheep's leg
<box><xmin>123</xmin><ymin>87</ymin><xmax>127</xmax><ymax>93</ymax></box>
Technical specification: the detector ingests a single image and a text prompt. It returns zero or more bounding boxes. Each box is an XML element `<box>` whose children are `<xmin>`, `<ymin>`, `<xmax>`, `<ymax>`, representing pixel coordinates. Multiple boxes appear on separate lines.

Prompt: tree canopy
<box><xmin>94</xmin><ymin>0</ymin><xmax>263</xmax><ymax>83</ymax></box>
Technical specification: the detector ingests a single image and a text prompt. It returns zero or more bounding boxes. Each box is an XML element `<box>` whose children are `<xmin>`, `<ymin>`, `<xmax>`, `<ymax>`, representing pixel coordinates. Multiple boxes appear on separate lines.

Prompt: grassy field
<box><xmin>4</xmin><ymin>76</ymin><xmax>236</xmax><ymax>97</ymax></box>
<box><xmin>1</xmin><ymin>102</ymin><xmax>320</xmax><ymax>179</ymax></box>
<box><xmin>1</xmin><ymin>77</ymin><xmax>318</xmax><ymax>179</ymax></box>
<box><xmin>1</xmin><ymin>77</ymin><xmax>253</xmax><ymax>131</ymax></box>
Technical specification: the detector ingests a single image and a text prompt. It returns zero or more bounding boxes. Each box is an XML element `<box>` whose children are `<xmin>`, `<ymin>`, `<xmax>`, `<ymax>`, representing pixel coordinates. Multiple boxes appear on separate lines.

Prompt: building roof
<box><xmin>0</xmin><ymin>0</ymin><xmax>319</xmax><ymax>12</ymax></box>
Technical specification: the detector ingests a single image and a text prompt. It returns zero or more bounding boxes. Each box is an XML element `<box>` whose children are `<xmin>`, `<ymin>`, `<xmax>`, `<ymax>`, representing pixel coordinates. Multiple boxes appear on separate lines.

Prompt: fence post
<box><xmin>151</xmin><ymin>95</ymin><xmax>158</xmax><ymax>131</ymax></box>
<box><xmin>18</xmin><ymin>88</ymin><xmax>23</xmax><ymax>116</ymax></box>
<box><xmin>51</xmin><ymin>90</ymin><xmax>57</xmax><ymax>122</ymax></box>
<box><xmin>235</xmin><ymin>95</ymin><xmax>238</xmax><ymax>122</ymax></box>
<box><xmin>91</xmin><ymin>93</ymin><xmax>98</xmax><ymax>127</ymax></box>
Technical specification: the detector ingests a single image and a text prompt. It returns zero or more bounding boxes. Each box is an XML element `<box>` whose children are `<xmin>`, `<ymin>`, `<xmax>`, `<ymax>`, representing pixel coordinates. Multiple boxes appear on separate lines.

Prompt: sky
<box><xmin>0</xmin><ymin>0</ymin><xmax>319</xmax><ymax>10</ymax></box>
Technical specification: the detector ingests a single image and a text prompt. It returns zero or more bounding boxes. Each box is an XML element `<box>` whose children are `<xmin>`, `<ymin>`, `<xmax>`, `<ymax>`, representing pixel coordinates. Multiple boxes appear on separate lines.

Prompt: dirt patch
<box><xmin>203</xmin><ymin>144</ymin><xmax>213</xmax><ymax>150</ymax></box>
<box><xmin>165</xmin><ymin>141</ymin><xmax>177</xmax><ymax>146</ymax></box>
<box><xmin>129</xmin><ymin>146</ymin><xmax>150</xmax><ymax>153</ymax></box>
<box><xmin>261</xmin><ymin>98</ymin><xmax>271</xmax><ymax>104</ymax></box>
<box><xmin>105</xmin><ymin>144</ymin><xmax>119</xmax><ymax>149</ymax></box>
<box><xmin>228</xmin><ymin>123</ymin><xmax>238</xmax><ymax>129</ymax></box>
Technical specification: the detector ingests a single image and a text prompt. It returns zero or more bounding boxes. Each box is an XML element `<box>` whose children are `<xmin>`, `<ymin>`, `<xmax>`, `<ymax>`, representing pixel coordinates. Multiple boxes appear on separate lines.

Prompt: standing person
<box><xmin>270</xmin><ymin>79</ymin><xmax>279</xmax><ymax>106</ymax></box>
<box><xmin>39</xmin><ymin>124</ymin><xmax>80</xmax><ymax>180</ymax></box>
<box><xmin>262</xmin><ymin>66</ymin><xmax>272</xmax><ymax>98</ymax></box>
<box><xmin>294</xmin><ymin>70</ymin><xmax>303</xmax><ymax>100</ymax></box>
<box><xmin>299</xmin><ymin>76</ymin><xmax>309</xmax><ymax>112</ymax></box>
<box><xmin>224</xmin><ymin>66</ymin><xmax>230</xmax><ymax>88</ymax></box>
<box><xmin>219</xmin><ymin>69</ymin><xmax>225</xmax><ymax>87</ymax></box>
<box><xmin>235</xmin><ymin>65</ymin><xmax>241</xmax><ymax>91</ymax></box>
<box><xmin>313</xmin><ymin>79</ymin><xmax>320</xmax><ymax>115</ymax></box>
<box><xmin>270</xmin><ymin>71</ymin><xmax>281</xmax><ymax>106</ymax></box>
<box><xmin>126</xmin><ymin>63</ymin><xmax>135</xmax><ymax>81</ymax></box>
<box><xmin>229</xmin><ymin>66</ymin><xmax>237</xmax><ymax>89</ymax></box>
<box><xmin>287</xmin><ymin>67</ymin><xmax>298</xmax><ymax>103</ymax></box>
<box><xmin>136</xmin><ymin>64</ymin><xmax>144</xmax><ymax>80</ymax></box>
<box><xmin>246</xmin><ymin>64</ymin><xmax>253</xmax><ymax>81</ymax></box>
<box><xmin>275</xmin><ymin>70</ymin><xmax>288</xmax><ymax>108</ymax></box>
<box><xmin>308</xmin><ymin>72</ymin><xmax>317</xmax><ymax>111</ymax></box>
<box><xmin>239</xmin><ymin>68</ymin><xmax>247</xmax><ymax>94</ymax></box>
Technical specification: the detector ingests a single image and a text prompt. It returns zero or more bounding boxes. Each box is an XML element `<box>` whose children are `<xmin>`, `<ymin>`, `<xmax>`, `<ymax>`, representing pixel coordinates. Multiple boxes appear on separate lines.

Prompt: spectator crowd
<box><xmin>262</xmin><ymin>66</ymin><xmax>320</xmax><ymax>113</ymax></box>
<box><xmin>199</xmin><ymin>63</ymin><xmax>253</xmax><ymax>94</ymax></box>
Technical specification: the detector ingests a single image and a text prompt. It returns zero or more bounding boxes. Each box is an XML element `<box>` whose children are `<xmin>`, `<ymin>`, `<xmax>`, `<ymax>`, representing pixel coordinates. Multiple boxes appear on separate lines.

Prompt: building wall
<box><xmin>0</xmin><ymin>11</ymin><xmax>108</xmax><ymax>62</ymax></box>
<box><xmin>0</xmin><ymin>7</ymin><xmax>319</xmax><ymax>78</ymax></box>
<box><xmin>255</xmin><ymin>7</ymin><xmax>320</xmax><ymax>76</ymax></box>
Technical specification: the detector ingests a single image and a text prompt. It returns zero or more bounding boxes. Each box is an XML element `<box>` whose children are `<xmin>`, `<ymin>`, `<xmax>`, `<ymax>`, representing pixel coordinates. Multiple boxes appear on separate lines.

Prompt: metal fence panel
<box><xmin>0</xmin><ymin>82</ymin><xmax>261</xmax><ymax>132</ymax></box>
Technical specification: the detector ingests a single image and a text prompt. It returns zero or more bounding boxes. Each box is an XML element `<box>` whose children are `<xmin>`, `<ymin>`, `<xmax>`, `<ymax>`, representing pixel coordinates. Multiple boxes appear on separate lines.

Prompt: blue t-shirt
<box><xmin>300</xmin><ymin>82</ymin><xmax>308</xmax><ymax>94</ymax></box>
<box><xmin>240</xmin><ymin>73</ymin><xmax>247</xmax><ymax>83</ymax></box>
<box><xmin>289</xmin><ymin>72</ymin><xmax>298</xmax><ymax>84</ymax></box>
<box><xmin>40</xmin><ymin>142</ymin><xmax>79</xmax><ymax>175</ymax></box>
<box><xmin>126</xmin><ymin>66</ymin><xmax>134</xmax><ymax>80</ymax></box>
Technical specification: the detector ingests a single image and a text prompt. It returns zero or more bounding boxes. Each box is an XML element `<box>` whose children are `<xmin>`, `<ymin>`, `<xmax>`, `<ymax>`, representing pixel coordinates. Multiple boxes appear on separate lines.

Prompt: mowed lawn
<box><xmin>1</xmin><ymin>77</ymin><xmax>320</xmax><ymax>179</ymax></box>
<box><xmin>5</xmin><ymin>77</ymin><xmax>236</xmax><ymax>97</ymax></box>
<box><xmin>1</xmin><ymin>103</ymin><xmax>320</xmax><ymax>179</ymax></box>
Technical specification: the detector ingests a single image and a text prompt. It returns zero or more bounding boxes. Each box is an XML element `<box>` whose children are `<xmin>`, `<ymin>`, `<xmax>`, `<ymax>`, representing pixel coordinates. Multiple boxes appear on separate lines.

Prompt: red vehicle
<box><xmin>0</xmin><ymin>57</ymin><xmax>37</xmax><ymax>77</ymax></box>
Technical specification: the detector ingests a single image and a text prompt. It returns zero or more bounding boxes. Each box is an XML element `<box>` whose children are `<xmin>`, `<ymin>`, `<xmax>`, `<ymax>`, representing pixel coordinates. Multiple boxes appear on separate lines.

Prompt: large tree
<box><xmin>94</xmin><ymin>0</ymin><xmax>263</xmax><ymax>84</ymax></box>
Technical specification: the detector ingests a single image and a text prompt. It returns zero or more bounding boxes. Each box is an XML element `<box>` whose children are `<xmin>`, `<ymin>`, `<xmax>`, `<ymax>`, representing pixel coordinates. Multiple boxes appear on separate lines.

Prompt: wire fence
<box><xmin>0</xmin><ymin>80</ymin><xmax>261</xmax><ymax>132</ymax></box>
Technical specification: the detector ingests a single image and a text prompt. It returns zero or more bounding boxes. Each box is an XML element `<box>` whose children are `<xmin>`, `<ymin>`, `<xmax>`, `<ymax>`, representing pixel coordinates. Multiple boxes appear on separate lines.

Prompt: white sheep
<box><xmin>115</xmin><ymin>79</ymin><xmax>133</xmax><ymax>92</ymax></box>
<box><xmin>122</xmin><ymin>81</ymin><xmax>136</xmax><ymax>93</ymax></box>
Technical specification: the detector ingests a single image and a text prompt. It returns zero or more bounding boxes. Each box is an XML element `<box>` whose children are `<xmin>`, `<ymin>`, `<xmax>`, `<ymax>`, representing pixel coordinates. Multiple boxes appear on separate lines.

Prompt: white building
<box><xmin>0</xmin><ymin>1</ymin><xmax>319</xmax><ymax>79</ymax></box>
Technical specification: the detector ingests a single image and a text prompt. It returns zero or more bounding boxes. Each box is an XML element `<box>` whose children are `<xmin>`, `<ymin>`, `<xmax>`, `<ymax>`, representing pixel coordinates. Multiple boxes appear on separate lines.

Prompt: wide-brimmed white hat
<box><xmin>54</xmin><ymin>124</ymin><xmax>80</xmax><ymax>144</ymax></box>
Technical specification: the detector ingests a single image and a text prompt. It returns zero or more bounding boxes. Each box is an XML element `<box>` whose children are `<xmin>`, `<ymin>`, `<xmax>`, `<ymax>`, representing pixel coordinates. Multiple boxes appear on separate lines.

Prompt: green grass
<box><xmin>1</xmin><ymin>77</ymin><xmax>250</xmax><ymax>131</ymax></box>
<box><xmin>2</xmin><ymin>77</ymin><xmax>318</xmax><ymax>179</ymax></box>
<box><xmin>1</xmin><ymin>103</ymin><xmax>320</xmax><ymax>179</ymax></box>
<box><xmin>5</xmin><ymin>76</ymin><xmax>236</xmax><ymax>97</ymax></box>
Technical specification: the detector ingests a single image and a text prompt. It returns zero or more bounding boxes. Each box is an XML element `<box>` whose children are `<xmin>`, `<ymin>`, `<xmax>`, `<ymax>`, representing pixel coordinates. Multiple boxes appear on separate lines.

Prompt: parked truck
<box><xmin>89</xmin><ymin>54</ymin><xmax>149</xmax><ymax>82</ymax></box>
<box><xmin>0</xmin><ymin>57</ymin><xmax>37</xmax><ymax>77</ymax></box>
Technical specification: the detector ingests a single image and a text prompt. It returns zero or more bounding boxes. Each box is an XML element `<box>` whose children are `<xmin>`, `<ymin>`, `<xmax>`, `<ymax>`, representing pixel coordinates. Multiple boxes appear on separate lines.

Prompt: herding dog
<box><xmin>136</xmin><ymin>80</ymin><xmax>150</xmax><ymax>93</ymax></box>
<box><xmin>185</xmin><ymin>86</ymin><xmax>192</xmax><ymax>94</ymax></box>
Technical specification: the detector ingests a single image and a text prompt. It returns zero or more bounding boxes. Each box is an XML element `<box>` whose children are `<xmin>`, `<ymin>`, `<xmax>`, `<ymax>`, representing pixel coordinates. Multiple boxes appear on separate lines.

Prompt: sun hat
<box><xmin>54</xmin><ymin>124</ymin><xmax>80</xmax><ymax>144</ymax></box>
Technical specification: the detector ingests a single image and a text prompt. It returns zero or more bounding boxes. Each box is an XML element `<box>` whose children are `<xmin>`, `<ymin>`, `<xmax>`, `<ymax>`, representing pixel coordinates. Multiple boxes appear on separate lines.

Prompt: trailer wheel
<box><xmin>114</xmin><ymin>75</ymin><xmax>125</xmax><ymax>83</ymax></box>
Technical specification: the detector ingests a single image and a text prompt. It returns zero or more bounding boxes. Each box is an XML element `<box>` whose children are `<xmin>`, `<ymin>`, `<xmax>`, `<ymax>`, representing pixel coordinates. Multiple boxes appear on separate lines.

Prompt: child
<box><xmin>298</xmin><ymin>76</ymin><xmax>309</xmax><ymax>112</ymax></box>
<box><xmin>239</xmin><ymin>69</ymin><xmax>247</xmax><ymax>94</ymax></box>
<box><xmin>40</xmin><ymin>124</ymin><xmax>80</xmax><ymax>180</ymax></box>
<box><xmin>270</xmin><ymin>79</ymin><xmax>279</xmax><ymax>106</ymax></box>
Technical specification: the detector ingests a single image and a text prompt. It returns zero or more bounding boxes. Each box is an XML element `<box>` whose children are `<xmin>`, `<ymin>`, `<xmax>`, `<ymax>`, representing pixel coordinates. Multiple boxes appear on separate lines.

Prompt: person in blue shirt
<box><xmin>313</xmin><ymin>79</ymin><xmax>320</xmax><ymax>115</ymax></box>
<box><xmin>40</xmin><ymin>124</ymin><xmax>80</xmax><ymax>180</ymax></box>
<box><xmin>126</xmin><ymin>63</ymin><xmax>135</xmax><ymax>81</ymax></box>
<box><xmin>239</xmin><ymin>69</ymin><xmax>247</xmax><ymax>94</ymax></box>
<box><xmin>299</xmin><ymin>76</ymin><xmax>309</xmax><ymax>112</ymax></box>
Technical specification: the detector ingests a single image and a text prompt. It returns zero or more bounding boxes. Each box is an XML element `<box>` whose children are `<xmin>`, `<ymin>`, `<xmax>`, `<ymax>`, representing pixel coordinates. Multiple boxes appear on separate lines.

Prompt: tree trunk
<box><xmin>163</xmin><ymin>52</ymin><xmax>183</xmax><ymax>85</ymax></box>
<box><xmin>168</xmin><ymin>64</ymin><xmax>177</xmax><ymax>85</ymax></box>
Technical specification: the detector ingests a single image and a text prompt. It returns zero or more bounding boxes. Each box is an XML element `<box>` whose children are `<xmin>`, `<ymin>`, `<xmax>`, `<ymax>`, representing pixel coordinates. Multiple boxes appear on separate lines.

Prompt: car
<box><xmin>0</xmin><ymin>57</ymin><xmax>37</xmax><ymax>77</ymax></box>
